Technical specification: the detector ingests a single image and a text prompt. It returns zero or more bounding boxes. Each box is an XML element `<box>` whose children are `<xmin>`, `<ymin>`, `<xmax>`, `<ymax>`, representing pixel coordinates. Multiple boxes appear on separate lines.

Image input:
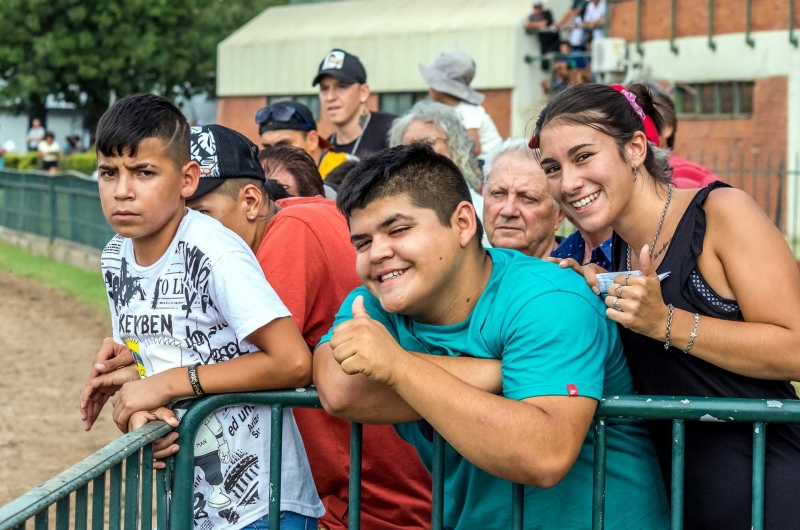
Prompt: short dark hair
<box><xmin>96</xmin><ymin>94</ymin><xmax>190</xmax><ymax>169</ymax></box>
<box><xmin>214</xmin><ymin>177</ymin><xmax>291</xmax><ymax>202</ymax></box>
<box><xmin>45</xmin><ymin>131</ymin><xmax>55</xmax><ymax>140</ymax></box>
<box><xmin>337</xmin><ymin>143</ymin><xmax>483</xmax><ymax>245</ymax></box>
<box><xmin>258</xmin><ymin>146</ymin><xmax>324</xmax><ymax>197</ymax></box>
<box><xmin>649</xmin><ymin>88</ymin><xmax>677</xmax><ymax>149</ymax></box>
<box><xmin>324</xmin><ymin>160</ymin><xmax>358</xmax><ymax>186</ymax></box>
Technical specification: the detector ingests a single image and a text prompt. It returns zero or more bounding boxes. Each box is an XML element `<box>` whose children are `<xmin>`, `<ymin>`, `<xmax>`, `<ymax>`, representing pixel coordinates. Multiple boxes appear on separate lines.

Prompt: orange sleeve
<box><xmin>257</xmin><ymin>215</ymin><xmax>327</xmax><ymax>342</ymax></box>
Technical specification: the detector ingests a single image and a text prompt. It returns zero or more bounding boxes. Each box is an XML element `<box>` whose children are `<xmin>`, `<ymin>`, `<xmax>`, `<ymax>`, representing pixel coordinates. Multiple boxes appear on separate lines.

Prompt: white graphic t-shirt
<box><xmin>101</xmin><ymin>209</ymin><xmax>324</xmax><ymax>530</ymax></box>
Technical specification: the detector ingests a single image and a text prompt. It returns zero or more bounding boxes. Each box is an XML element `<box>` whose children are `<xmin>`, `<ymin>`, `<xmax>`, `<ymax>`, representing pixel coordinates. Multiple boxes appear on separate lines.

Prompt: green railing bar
<box><xmin>599</xmin><ymin>395</ymin><xmax>800</xmax><ymax>422</ymax></box>
<box><xmin>0</xmin><ymin>422</ymin><xmax>170</xmax><ymax>530</ymax></box>
<box><xmin>55</xmin><ymin>496</ymin><xmax>69</xmax><ymax>530</ymax></box>
<box><xmin>156</xmin><ymin>468</ymin><xmax>168</xmax><ymax>530</ymax></box>
<box><xmin>511</xmin><ymin>482</ymin><xmax>524</xmax><ymax>530</ymax></box>
<box><xmin>670</xmin><ymin>0</ymin><xmax>678</xmax><ymax>54</ymax></box>
<box><xmin>751</xmin><ymin>422</ymin><xmax>766</xmax><ymax>530</ymax></box>
<box><xmin>47</xmin><ymin>177</ymin><xmax>57</xmax><ymax>244</ymax></box>
<box><xmin>269</xmin><ymin>403</ymin><xmax>285</xmax><ymax>530</ymax></box>
<box><xmin>34</xmin><ymin>510</ymin><xmax>47</xmax><ymax>530</ymax></box>
<box><xmin>109</xmin><ymin>462</ymin><xmax>123</xmax><ymax>530</ymax></box>
<box><xmin>124</xmin><ymin>451</ymin><xmax>141</xmax><ymax>530</ymax></box>
<box><xmin>635</xmin><ymin>0</ymin><xmax>644</xmax><ymax>55</ymax></box>
<box><xmin>75</xmin><ymin>484</ymin><xmax>88</xmax><ymax>530</ymax></box>
<box><xmin>592</xmin><ymin>419</ymin><xmax>607</xmax><ymax>530</ymax></box>
<box><xmin>790</xmin><ymin>0</ymin><xmax>798</xmax><ymax>47</ymax></box>
<box><xmin>707</xmin><ymin>0</ymin><xmax>716</xmax><ymax>50</ymax></box>
<box><xmin>141</xmin><ymin>445</ymin><xmax>154</xmax><ymax>530</ymax></box>
<box><xmin>348</xmin><ymin>422</ymin><xmax>363</xmax><ymax>530</ymax></box>
<box><xmin>91</xmin><ymin>474</ymin><xmax>105</xmax><ymax>530</ymax></box>
<box><xmin>745</xmin><ymin>0</ymin><xmax>755</xmax><ymax>47</ymax></box>
<box><xmin>671</xmin><ymin>420</ymin><xmax>685</xmax><ymax>530</ymax></box>
<box><xmin>431</xmin><ymin>431</ymin><xmax>445</xmax><ymax>530</ymax></box>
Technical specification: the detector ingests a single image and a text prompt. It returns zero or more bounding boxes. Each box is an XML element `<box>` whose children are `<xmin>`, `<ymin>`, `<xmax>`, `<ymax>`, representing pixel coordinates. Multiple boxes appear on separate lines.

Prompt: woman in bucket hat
<box><xmin>419</xmin><ymin>51</ymin><xmax>503</xmax><ymax>164</ymax></box>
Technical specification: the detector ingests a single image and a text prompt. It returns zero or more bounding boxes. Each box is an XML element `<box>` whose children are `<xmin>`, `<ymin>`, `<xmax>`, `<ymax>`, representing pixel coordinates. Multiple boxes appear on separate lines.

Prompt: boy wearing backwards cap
<box><xmin>313</xmin><ymin>49</ymin><xmax>395</xmax><ymax>158</ymax></box>
<box><xmin>256</xmin><ymin>100</ymin><xmax>356</xmax><ymax>180</ymax></box>
<box><xmin>81</xmin><ymin>95</ymin><xmax>323</xmax><ymax>530</ymax></box>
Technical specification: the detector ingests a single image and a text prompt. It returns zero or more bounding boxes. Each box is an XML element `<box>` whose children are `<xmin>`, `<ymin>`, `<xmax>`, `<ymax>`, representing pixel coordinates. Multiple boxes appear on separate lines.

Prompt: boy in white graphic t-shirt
<box><xmin>80</xmin><ymin>94</ymin><xmax>323</xmax><ymax>530</ymax></box>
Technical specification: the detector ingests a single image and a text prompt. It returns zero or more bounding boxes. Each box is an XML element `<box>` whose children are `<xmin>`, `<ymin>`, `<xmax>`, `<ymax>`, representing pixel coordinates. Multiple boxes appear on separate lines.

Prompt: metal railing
<box><xmin>5</xmin><ymin>390</ymin><xmax>798</xmax><ymax>530</ymax></box>
<box><xmin>0</xmin><ymin>170</ymin><xmax>113</xmax><ymax>250</ymax></box>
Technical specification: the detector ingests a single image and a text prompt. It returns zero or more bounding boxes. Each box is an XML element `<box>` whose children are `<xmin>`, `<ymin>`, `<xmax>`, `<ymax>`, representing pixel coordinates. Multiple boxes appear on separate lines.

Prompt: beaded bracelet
<box><xmin>684</xmin><ymin>313</ymin><xmax>701</xmax><ymax>355</ymax></box>
<box><xmin>664</xmin><ymin>304</ymin><xmax>674</xmax><ymax>350</ymax></box>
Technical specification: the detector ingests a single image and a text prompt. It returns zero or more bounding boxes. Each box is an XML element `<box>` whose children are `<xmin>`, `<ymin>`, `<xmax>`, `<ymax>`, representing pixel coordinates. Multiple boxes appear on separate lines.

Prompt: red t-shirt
<box><xmin>257</xmin><ymin>197</ymin><xmax>432</xmax><ymax>530</ymax></box>
<box><xmin>670</xmin><ymin>155</ymin><xmax>720</xmax><ymax>189</ymax></box>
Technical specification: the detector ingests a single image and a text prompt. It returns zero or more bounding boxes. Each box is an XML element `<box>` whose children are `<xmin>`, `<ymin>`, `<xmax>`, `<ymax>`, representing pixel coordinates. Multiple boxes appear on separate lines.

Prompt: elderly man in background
<box><xmin>482</xmin><ymin>139</ymin><xmax>564</xmax><ymax>258</ymax></box>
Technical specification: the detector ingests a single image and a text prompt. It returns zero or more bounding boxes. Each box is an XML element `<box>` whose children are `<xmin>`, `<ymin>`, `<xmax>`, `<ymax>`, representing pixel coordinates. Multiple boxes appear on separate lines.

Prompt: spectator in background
<box><xmin>27</xmin><ymin>119</ymin><xmax>45</xmax><ymax>151</ymax></box>
<box><xmin>38</xmin><ymin>132</ymin><xmax>60</xmax><ymax>174</ymax></box>
<box><xmin>482</xmin><ymin>139</ymin><xmax>564</xmax><ymax>258</ymax></box>
<box><xmin>524</xmin><ymin>2</ymin><xmax>560</xmax><ymax>71</ymax></box>
<box><xmin>389</xmin><ymin>100</ymin><xmax>489</xmax><ymax>245</ymax></box>
<box><xmin>313</xmin><ymin>49</ymin><xmax>396</xmax><ymax>158</ymax></box>
<box><xmin>560</xmin><ymin>1</ymin><xmax>588</xmax><ymax>51</ymax></box>
<box><xmin>648</xmin><ymin>87</ymin><xmax>720</xmax><ymax>189</ymax></box>
<box><xmin>258</xmin><ymin>146</ymin><xmax>336</xmax><ymax>199</ymax></box>
<box><xmin>582</xmin><ymin>0</ymin><xmax>607</xmax><ymax>44</ymax></box>
<box><xmin>419</xmin><ymin>51</ymin><xmax>503</xmax><ymax>163</ymax></box>
<box><xmin>323</xmin><ymin>159</ymin><xmax>358</xmax><ymax>188</ymax></box>
<box><xmin>65</xmin><ymin>135</ymin><xmax>85</xmax><ymax>154</ymax></box>
<box><xmin>256</xmin><ymin>100</ymin><xmax>357</xmax><ymax>180</ymax></box>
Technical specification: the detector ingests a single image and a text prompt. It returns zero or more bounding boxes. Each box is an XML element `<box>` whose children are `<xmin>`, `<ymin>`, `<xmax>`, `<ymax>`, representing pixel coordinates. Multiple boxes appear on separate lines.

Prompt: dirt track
<box><xmin>0</xmin><ymin>270</ymin><xmax>119</xmax><ymax>506</ymax></box>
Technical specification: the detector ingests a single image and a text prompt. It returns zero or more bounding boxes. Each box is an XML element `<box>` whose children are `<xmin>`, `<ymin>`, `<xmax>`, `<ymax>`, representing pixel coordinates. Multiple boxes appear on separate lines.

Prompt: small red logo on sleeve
<box><xmin>567</xmin><ymin>384</ymin><xmax>579</xmax><ymax>396</ymax></box>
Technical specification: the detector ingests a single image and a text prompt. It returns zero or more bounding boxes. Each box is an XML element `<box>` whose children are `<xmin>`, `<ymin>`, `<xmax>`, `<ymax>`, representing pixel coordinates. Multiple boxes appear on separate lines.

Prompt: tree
<box><xmin>0</xmin><ymin>0</ymin><xmax>287</xmax><ymax>133</ymax></box>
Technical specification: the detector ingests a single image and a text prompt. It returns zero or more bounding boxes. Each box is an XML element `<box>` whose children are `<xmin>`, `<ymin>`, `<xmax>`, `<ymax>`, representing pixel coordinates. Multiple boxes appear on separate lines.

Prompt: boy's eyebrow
<box><xmin>349</xmin><ymin>214</ymin><xmax>416</xmax><ymax>244</ymax></box>
<box><xmin>539</xmin><ymin>143</ymin><xmax>593</xmax><ymax>166</ymax></box>
<box><xmin>125</xmin><ymin>162</ymin><xmax>159</xmax><ymax>171</ymax></box>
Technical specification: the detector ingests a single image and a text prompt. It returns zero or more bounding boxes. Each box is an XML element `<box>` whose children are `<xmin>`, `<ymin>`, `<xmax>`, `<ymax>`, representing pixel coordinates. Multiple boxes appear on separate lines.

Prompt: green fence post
<box><xmin>75</xmin><ymin>484</ymin><xmax>88</xmax><ymax>530</ymax></box>
<box><xmin>348</xmin><ymin>422</ymin><xmax>363</xmax><ymax>530</ymax></box>
<box><xmin>511</xmin><ymin>483</ymin><xmax>524</xmax><ymax>530</ymax></box>
<box><xmin>156</xmin><ymin>468</ymin><xmax>168</xmax><ymax>530</ymax></box>
<box><xmin>431</xmin><ymin>431</ymin><xmax>445</xmax><ymax>530</ymax></box>
<box><xmin>671</xmin><ymin>420</ymin><xmax>685</xmax><ymax>530</ymax></box>
<box><xmin>752</xmin><ymin>422</ymin><xmax>766</xmax><ymax>530</ymax></box>
<box><xmin>707</xmin><ymin>0</ymin><xmax>716</xmax><ymax>50</ymax></box>
<box><xmin>48</xmin><ymin>176</ymin><xmax>57</xmax><ymax>244</ymax></box>
<box><xmin>592</xmin><ymin>418</ymin><xmax>607</xmax><ymax>530</ymax></box>
<box><xmin>124</xmin><ymin>451</ymin><xmax>141</xmax><ymax>530</ymax></box>
<box><xmin>55</xmin><ymin>496</ymin><xmax>70</xmax><ymax>530</ymax></box>
<box><xmin>269</xmin><ymin>404</ymin><xmax>284</xmax><ymax>530</ymax></box>
<box><xmin>91</xmin><ymin>473</ymin><xmax>106</xmax><ymax>530</ymax></box>
<box><xmin>109</xmin><ymin>463</ymin><xmax>123</xmax><ymax>530</ymax></box>
<box><xmin>141</xmin><ymin>445</ymin><xmax>154</xmax><ymax>530</ymax></box>
<box><xmin>34</xmin><ymin>509</ymin><xmax>48</xmax><ymax>530</ymax></box>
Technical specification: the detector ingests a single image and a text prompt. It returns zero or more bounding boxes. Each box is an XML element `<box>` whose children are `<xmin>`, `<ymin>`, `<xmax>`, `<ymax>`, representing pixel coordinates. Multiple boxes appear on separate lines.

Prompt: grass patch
<box><xmin>0</xmin><ymin>241</ymin><xmax>108</xmax><ymax>315</ymax></box>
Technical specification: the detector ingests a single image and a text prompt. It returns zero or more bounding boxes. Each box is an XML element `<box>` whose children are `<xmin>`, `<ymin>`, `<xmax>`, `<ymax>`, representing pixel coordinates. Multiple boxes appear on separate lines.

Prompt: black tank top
<box><xmin>611</xmin><ymin>181</ymin><xmax>800</xmax><ymax>529</ymax></box>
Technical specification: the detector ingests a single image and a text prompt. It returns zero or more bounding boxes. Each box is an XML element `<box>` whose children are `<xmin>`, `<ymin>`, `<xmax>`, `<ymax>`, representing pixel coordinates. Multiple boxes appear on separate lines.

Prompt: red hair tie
<box><xmin>610</xmin><ymin>84</ymin><xmax>660</xmax><ymax>146</ymax></box>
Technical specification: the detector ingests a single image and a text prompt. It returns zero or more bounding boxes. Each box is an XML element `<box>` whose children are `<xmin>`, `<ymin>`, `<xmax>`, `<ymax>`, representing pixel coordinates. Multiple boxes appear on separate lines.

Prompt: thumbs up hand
<box><xmin>329</xmin><ymin>295</ymin><xmax>409</xmax><ymax>387</ymax></box>
<box><xmin>605</xmin><ymin>244</ymin><xmax>670</xmax><ymax>341</ymax></box>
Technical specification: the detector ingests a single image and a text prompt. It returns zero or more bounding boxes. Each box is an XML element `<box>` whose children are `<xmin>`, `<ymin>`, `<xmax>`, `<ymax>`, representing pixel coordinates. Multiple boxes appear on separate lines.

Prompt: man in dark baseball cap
<box><xmin>313</xmin><ymin>49</ymin><xmax>396</xmax><ymax>159</ymax></box>
<box><xmin>256</xmin><ymin>100</ymin><xmax>355</xmax><ymax>180</ymax></box>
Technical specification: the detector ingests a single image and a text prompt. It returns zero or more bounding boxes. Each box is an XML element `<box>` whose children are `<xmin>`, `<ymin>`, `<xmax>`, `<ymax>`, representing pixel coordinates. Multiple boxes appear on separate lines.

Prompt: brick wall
<box><xmin>216</xmin><ymin>96</ymin><xmax>267</xmax><ymax>145</ymax></box>
<box><xmin>610</xmin><ymin>0</ymin><xmax>800</xmax><ymax>42</ymax></box>
<box><xmin>482</xmin><ymin>89</ymin><xmax>512</xmax><ymax>139</ymax></box>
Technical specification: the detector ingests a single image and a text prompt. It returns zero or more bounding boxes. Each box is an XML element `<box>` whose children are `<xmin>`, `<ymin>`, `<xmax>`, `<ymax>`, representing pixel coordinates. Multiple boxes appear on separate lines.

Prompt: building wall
<box><xmin>216</xmin><ymin>96</ymin><xmax>267</xmax><ymax>145</ymax></box>
<box><xmin>610</xmin><ymin>0</ymin><xmax>800</xmax><ymax>43</ymax></box>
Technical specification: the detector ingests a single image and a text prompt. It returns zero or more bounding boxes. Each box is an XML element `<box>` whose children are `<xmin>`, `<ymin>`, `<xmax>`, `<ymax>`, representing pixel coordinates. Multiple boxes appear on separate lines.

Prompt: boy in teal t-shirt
<box><xmin>314</xmin><ymin>143</ymin><xmax>669</xmax><ymax>529</ymax></box>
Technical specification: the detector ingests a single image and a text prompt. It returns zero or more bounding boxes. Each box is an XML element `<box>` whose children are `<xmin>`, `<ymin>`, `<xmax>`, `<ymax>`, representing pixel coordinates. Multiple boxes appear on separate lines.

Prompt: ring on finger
<box><xmin>614</xmin><ymin>284</ymin><xmax>624</xmax><ymax>298</ymax></box>
<box><xmin>624</xmin><ymin>273</ymin><xmax>631</xmax><ymax>286</ymax></box>
<box><xmin>612</xmin><ymin>297</ymin><xmax>623</xmax><ymax>312</ymax></box>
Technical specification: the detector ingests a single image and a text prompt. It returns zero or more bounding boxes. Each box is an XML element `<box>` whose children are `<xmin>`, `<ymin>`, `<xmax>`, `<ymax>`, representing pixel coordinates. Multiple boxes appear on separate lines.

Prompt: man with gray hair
<box><xmin>482</xmin><ymin>138</ymin><xmax>564</xmax><ymax>258</ymax></box>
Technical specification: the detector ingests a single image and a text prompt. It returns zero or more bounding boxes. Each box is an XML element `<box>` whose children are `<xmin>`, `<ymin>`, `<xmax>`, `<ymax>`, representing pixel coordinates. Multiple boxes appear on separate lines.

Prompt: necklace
<box><xmin>627</xmin><ymin>183</ymin><xmax>673</xmax><ymax>271</ymax></box>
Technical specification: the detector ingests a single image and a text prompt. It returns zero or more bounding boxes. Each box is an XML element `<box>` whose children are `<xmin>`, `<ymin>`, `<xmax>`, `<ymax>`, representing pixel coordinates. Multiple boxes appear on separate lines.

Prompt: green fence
<box><xmin>0</xmin><ymin>170</ymin><xmax>114</xmax><ymax>250</ymax></box>
<box><xmin>2</xmin><ymin>390</ymin><xmax>798</xmax><ymax>530</ymax></box>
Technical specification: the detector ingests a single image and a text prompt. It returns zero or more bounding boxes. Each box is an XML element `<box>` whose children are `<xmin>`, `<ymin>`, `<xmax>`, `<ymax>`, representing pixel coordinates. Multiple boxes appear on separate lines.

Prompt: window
<box><xmin>268</xmin><ymin>95</ymin><xmax>321</xmax><ymax>119</ymax></box>
<box><xmin>379</xmin><ymin>92</ymin><xmax>428</xmax><ymax>116</ymax></box>
<box><xmin>674</xmin><ymin>81</ymin><xmax>754</xmax><ymax>118</ymax></box>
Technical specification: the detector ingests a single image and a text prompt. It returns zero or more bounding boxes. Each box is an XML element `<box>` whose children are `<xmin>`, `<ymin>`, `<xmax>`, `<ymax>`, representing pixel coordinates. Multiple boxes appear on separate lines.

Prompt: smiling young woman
<box><xmin>532</xmin><ymin>83</ymin><xmax>800</xmax><ymax>529</ymax></box>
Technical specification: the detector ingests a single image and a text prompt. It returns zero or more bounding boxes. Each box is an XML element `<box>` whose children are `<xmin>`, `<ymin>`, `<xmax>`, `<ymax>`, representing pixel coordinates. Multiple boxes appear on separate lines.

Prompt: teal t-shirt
<box><xmin>320</xmin><ymin>248</ymin><xmax>669</xmax><ymax>530</ymax></box>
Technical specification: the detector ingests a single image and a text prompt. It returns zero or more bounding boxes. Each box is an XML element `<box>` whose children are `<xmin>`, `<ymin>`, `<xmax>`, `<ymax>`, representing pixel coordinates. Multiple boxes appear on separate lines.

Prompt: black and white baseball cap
<box><xmin>188</xmin><ymin>124</ymin><xmax>265</xmax><ymax>201</ymax></box>
<box><xmin>312</xmin><ymin>49</ymin><xmax>367</xmax><ymax>86</ymax></box>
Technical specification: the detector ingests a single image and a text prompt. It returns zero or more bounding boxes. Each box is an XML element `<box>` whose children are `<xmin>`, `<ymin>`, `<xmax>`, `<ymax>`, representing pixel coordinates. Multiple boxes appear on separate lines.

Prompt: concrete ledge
<box><xmin>0</xmin><ymin>226</ymin><xmax>102</xmax><ymax>272</ymax></box>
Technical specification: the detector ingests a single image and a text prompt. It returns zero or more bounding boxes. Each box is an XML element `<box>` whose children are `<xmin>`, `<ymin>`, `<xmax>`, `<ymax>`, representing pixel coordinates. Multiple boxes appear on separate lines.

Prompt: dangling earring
<box><xmin>632</xmin><ymin>165</ymin><xmax>638</xmax><ymax>181</ymax></box>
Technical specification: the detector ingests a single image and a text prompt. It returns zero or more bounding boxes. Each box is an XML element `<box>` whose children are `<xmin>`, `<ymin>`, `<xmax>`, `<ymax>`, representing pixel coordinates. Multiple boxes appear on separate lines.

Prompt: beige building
<box><xmin>215</xmin><ymin>0</ymin><xmax>570</xmax><ymax>145</ymax></box>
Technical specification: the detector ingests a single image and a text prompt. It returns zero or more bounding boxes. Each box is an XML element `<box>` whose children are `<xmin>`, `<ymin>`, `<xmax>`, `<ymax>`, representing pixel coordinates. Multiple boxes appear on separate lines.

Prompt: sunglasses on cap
<box><xmin>255</xmin><ymin>103</ymin><xmax>315</xmax><ymax>129</ymax></box>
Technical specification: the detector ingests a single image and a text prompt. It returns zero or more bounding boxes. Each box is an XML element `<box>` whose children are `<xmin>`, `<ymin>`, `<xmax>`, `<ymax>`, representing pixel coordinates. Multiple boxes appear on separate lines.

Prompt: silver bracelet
<box><xmin>664</xmin><ymin>304</ymin><xmax>674</xmax><ymax>350</ymax></box>
<box><xmin>684</xmin><ymin>313</ymin><xmax>700</xmax><ymax>355</ymax></box>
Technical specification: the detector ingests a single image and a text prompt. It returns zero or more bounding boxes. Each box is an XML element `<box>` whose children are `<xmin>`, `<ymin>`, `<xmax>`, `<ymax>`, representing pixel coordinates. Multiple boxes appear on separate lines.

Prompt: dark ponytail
<box><xmin>533</xmin><ymin>83</ymin><xmax>672</xmax><ymax>186</ymax></box>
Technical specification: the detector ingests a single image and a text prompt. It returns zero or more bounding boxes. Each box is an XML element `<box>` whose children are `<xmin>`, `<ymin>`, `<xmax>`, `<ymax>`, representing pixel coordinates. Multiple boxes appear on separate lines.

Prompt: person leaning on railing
<box><xmin>536</xmin><ymin>82</ymin><xmax>800</xmax><ymax>529</ymax></box>
<box><xmin>314</xmin><ymin>142</ymin><xmax>670</xmax><ymax>529</ymax></box>
<box><xmin>79</xmin><ymin>95</ymin><xmax>324</xmax><ymax>530</ymax></box>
